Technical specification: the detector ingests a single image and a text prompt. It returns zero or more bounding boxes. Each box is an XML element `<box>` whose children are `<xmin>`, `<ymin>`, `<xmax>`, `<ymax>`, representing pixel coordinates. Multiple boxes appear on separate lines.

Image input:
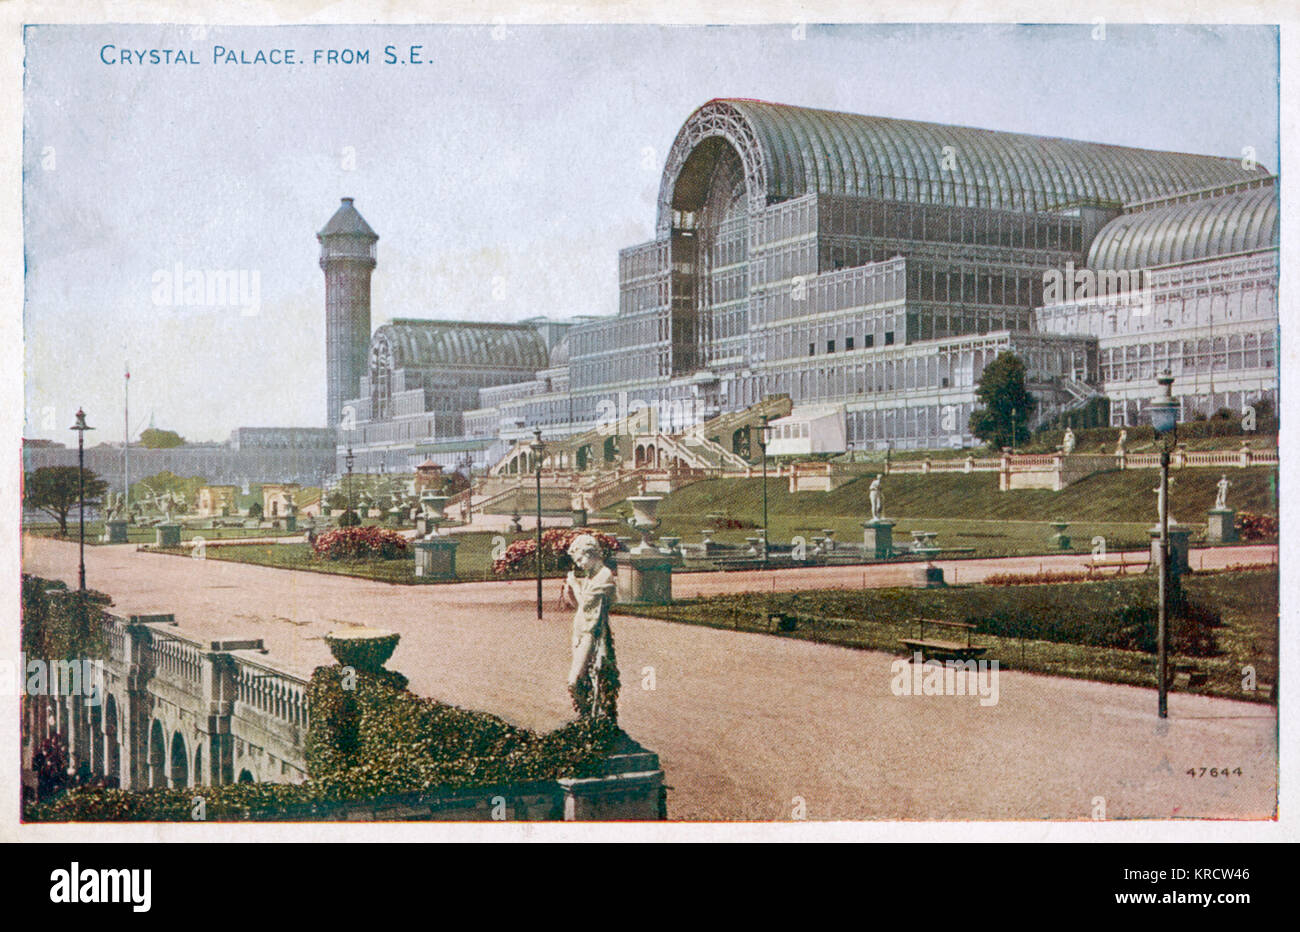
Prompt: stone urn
<box><xmin>324</xmin><ymin>627</ymin><xmax>400</xmax><ymax>673</ymax></box>
<box><xmin>419</xmin><ymin>493</ymin><xmax>449</xmax><ymax>535</ymax></box>
<box><xmin>626</xmin><ymin>495</ymin><xmax>663</xmax><ymax>554</ymax></box>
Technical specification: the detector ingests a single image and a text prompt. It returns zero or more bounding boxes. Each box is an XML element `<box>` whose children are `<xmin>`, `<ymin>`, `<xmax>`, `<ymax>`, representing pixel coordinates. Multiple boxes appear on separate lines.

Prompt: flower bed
<box><xmin>1234</xmin><ymin>511</ymin><xmax>1278</xmax><ymax>542</ymax></box>
<box><xmin>491</xmin><ymin>527</ymin><xmax>619</xmax><ymax>577</ymax></box>
<box><xmin>311</xmin><ymin>525</ymin><xmax>408</xmax><ymax>560</ymax></box>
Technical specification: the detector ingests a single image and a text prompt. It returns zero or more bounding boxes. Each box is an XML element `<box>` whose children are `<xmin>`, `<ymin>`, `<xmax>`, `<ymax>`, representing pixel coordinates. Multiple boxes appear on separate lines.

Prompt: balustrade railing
<box><xmin>232</xmin><ymin>655</ymin><xmax>311</xmax><ymax>730</ymax></box>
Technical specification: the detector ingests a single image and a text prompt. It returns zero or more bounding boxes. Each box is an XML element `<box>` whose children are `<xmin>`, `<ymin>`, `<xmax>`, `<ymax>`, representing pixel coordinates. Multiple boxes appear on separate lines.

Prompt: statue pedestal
<box><xmin>284</xmin><ymin>515</ymin><xmax>297</xmax><ymax>533</ymax></box>
<box><xmin>861</xmin><ymin>520</ymin><xmax>895</xmax><ymax>559</ymax></box>
<box><xmin>571</xmin><ymin>508</ymin><xmax>588</xmax><ymax>528</ymax></box>
<box><xmin>557</xmin><ymin>730</ymin><xmax>665</xmax><ymax>821</ymax></box>
<box><xmin>913</xmin><ymin>565</ymin><xmax>946</xmax><ymax>588</ymax></box>
<box><xmin>1206</xmin><ymin>508</ymin><xmax>1237</xmax><ymax>544</ymax></box>
<box><xmin>414</xmin><ymin>539</ymin><xmax>459</xmax><ymax>580</ymax></box>
<box><xmin>155</xmin><ymin>523</ymin><xmax>181</xmax><ymax>548</ymax></box>
<box><xmin>1149</xmin><ymin>524</ymin><xmax>1192</xmax><ymax>575</ymax></box>
<box><xmin>104</xmin><ymin>519</ymin><xmax>129</xmax><ymax>544</ymax></box>
<box><xmin>614</xmin><ymin>552</ymin><xmax>673</xmax><ymax>605</ymax></box>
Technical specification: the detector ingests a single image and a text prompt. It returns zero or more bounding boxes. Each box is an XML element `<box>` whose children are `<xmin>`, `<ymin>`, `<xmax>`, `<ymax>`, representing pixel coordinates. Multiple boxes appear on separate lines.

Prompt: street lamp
<box><xmin>70</xmin><ymin>409</ymin><xmax>94</xmax><ymax>591</ymax></box>
<box><xmin>529</xmin><ymin>428</ymin><xmax>546</xmax><ymax>620</ymax></box>
<box><xmin>758</xmin><ymin>415</ymin><xmax>770</xmax><ymax>563</ymax></box>
<box><xmin>1148</xmin><ymin>370</ymin><xmax>1179</xmax><ymax>719</ymax></box>
<box><xmin>345</xmin><ymin>446</ymin><xmax>355</xmax><ymax>525</ymax></box>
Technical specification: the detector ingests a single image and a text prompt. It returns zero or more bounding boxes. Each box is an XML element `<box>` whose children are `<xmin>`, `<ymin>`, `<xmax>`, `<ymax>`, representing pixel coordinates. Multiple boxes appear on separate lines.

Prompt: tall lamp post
<box><xmin>71</xmin><ymin>409</ymin><xmax>94</xmax><ymax>591</ymax></box>
<box><xmin>530</xmin><ymin>428</ymin><xmax>546</xmax><ymax>620</ymax></box>
<box><xmin>345</xmin><ymin>446</ymin><xmax>355</xmax><ymax>524</ymax></box>
<box><xmin>1148</xmin><ymin>371</ymin><xmax>1179</xmax><ymax>719</ymax></box>
<box><xmin>758</xmin><ymin>415</ymin><xmax>770</xmax><ymax>563</ymax></box>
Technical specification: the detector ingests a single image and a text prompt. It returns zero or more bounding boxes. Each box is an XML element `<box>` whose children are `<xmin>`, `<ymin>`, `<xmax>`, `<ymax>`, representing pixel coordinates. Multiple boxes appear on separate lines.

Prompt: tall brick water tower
<box><xmin>318</xmin><ymin>197</ymin><xmax>378</xmax><ymax>429</ymax></box>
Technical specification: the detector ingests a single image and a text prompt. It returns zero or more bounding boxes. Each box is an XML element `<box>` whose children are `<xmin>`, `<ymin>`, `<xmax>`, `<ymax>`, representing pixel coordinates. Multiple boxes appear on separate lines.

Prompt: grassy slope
<box><xmin>648</xmin><ymin>466</ymin><xmax>1277</xmax><ymax>523</ymax></box>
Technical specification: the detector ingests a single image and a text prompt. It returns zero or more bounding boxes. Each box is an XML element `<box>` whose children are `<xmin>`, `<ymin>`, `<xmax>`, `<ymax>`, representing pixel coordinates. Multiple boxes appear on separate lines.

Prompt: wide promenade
<box><xmin>22</xmin><ymin>535</ymin><xmax>1278</xmax><ymax>820</ymax></box>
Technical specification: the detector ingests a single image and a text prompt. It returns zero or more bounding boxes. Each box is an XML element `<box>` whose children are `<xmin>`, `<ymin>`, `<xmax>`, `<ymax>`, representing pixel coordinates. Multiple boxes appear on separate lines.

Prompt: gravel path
<box><xmin>23</xmin><ymin>535</ymin><xmax>1277</xmax><ymax>820</ymax></box>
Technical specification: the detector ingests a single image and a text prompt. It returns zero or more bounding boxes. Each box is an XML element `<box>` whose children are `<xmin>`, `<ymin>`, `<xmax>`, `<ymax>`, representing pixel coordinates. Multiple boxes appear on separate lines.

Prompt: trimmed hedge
<box><xmin>304</xmin><ymin>666</ymin><xmax>621</xmax><ymax>797</ymax></box>
<box><xmin>26</xmin><ymin>665</ymin><xmax>622</xmax><ymax>822</ymax></box>
<box><xmin>22</xmin><ymin>574</ymin><xmax>110</xmax><ymax>661</ymax></box>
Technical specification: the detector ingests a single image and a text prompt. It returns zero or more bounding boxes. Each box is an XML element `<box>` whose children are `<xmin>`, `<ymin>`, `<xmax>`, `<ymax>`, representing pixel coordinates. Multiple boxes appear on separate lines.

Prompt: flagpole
<box><xmin>124</xmin><ymin>364</ymin><xmax>130</xmax><ymax>516</ymax></box>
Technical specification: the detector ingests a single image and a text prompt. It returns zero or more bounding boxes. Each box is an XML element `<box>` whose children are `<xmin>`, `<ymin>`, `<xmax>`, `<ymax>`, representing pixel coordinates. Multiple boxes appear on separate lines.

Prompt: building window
<box><xmin>865</xmin><ymin>334</ymin><xmax>874</xmax><ymax>348</ymax></box>
<box><xmin>846</xmin><ymin>337</ymin><xmax>855</xmax><ymax>351</ymax></box>
<box><xmin>884</xmin><ymin>331</ymin><xmax>895</xmax><ymax>345</ymax></box>
<box><xmin>809</xmin><ymin>343</ymin><xmax>816</xmax><ymax>356</ymax></box>
<box><xmin>827</xmin><ymin>340</ymin><xmax>836</xmax><ymax>353</ymax></box>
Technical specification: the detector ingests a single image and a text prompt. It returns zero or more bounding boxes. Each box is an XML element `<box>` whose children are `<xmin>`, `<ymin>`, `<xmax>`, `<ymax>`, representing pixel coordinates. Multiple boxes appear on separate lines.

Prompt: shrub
<box><xmin>983</xmin><ymin>570</ymin><xmax>1091</xmax><ymax>585</ymax></box>
<box><xmin>22</xmin><ymin>575</ymin><xmax>111</xmax><ymax>660</ymax></box>
<box><xmin>304</xmin><ymin>665</ymin><xmax>622</xmax><ymax>798</ymax></box>
<box><xmin>322</xmin><ymin>631</ymin><xmax>401</xmax><ymax>673</ymax></box>
<box><xmin>492</xmin><ymin>527</ymin><xmax>619</xmax><ymax>576</ymax></box>
<box><xmin>312</xmin><ymin>525</ymin><xmax>408</xmax><ymax>560</ymax></box>
<box><xmin>1235</xmin><ymin>512</ymin><xmax>1278</xmax><ymax>542</ymax></box>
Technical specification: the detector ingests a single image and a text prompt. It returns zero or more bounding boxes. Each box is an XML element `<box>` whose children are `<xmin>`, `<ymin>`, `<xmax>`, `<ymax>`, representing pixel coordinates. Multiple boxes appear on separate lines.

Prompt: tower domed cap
<box><xmin>318</xmin><ymin>197</ymin><xmax>378</xmax><ymax>239</ymax></box>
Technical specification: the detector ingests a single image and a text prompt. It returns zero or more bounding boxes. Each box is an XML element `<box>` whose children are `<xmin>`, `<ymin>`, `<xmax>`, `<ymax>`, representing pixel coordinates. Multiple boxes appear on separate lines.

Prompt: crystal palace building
<box><xmin>325</xmin><ymin>99</ymin><xmax>1278</xmax><ymax>471</ymax></box>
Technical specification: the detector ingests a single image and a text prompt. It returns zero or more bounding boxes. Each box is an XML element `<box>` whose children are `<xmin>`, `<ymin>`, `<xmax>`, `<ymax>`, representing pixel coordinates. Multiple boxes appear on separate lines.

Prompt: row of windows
<box><xmin>811</xmin><ymin>333</ymin><xmax>894</xmax><ymax>355</ymax></box>
<box><xmin>1100</xmin><ymin>333</ymin><xmax>1276</xmax><ymax>382</ymax></box>
<box><xmin>1035</xmin><ymin>287</ymin><xmax>1277</xmax><ymax>337</ymax></box>
<box><xmin>766</xmin><ymin>313</ymin><xmax>906</xmax><ymax>361</ymax></box>
<box><xmin>848</xmin><ymin>403</ymin><xmax>974</xmax><ymax>444</ymax></box>
<box><xmin>619</xmin><ymin>240</ymin><xmax>670</xmax><ymax>283</ymax></box>
<box><xmin>752</xmin><ymin>196</ymin><xmax>819</xmax><ymax>246</ymax></box>
<box><xmin>751</xmin><ymin>261</ymin><xmax>906</xmax><ymax>323</ymax></box>
<box><xmin>817</xmin><ymin>194</ymin><xmax>1086</xmax><ymax>253</ymax></box>
<box><xmin>907</xmin><ymin>264</ymin><xmax>1045</xmax><ymax>307</ymax></box>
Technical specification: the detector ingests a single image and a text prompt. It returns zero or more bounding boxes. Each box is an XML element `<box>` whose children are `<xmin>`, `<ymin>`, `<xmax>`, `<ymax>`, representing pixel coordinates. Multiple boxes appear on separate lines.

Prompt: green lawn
<box><xmin>618</xmin><ymin>568</ymin><xmax>1278</xmax><ymax>703</ymax></box>
<box><xmin>25</xmin><ymin>521</ymin><xmax>305</xmax><ymax>545</ymax></box>
<box><xmin>645</xmin><ymin>467</ymin><xmax>1276</xmax><ymax>523</ymax></box>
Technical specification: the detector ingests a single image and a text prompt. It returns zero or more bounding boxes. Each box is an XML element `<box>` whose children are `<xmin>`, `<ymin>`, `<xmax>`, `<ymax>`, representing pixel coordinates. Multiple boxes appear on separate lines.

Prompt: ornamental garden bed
<box><xmin>617</xmin><ymin>568</ymin><xmax>1277</xmax><ymax>703</ymax></box>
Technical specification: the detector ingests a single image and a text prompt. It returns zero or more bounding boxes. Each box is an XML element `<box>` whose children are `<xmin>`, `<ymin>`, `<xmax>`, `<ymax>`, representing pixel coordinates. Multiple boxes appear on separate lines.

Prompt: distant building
<box><xmin>766</xmin><ymin>406</ymin><xmax>848</xmax><ymax>457</ymax></box>
<box><xmin>326</xmin><ymin>99</ymin><xmax>1278</xmax><ymax>468</ymax></box>
<box><xmin>195</xmin><ymin>485</ymin><xmax>238</xmax><ymax>517</ymax></box>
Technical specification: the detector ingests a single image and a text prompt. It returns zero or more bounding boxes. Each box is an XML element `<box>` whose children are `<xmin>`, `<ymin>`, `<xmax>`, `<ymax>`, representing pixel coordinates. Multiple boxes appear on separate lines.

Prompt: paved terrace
<box><xmin>22</xmin><ymin>535</ymin><xmax>1278</xmax><ymax>821</ymax></box>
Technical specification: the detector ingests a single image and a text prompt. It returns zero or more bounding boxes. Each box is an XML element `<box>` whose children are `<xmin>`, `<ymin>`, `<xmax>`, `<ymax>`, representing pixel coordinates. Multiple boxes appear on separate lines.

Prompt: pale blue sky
<box><xmin>22</xmin><ymin>22</ymin><xmax>1279</xmax><ymax>442</ymax></box>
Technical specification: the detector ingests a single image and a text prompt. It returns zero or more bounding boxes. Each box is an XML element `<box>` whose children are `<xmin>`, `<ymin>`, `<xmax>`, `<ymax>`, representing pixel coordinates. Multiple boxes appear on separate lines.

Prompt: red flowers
<box><xmin>491</xmin><ymin>528</ymin><xmax>620</xmax><ymax>576</ymax></box>
<box><xmin>312</xmin><ymin>526</ymin><xmax>408</xmax><ymax>560</ymax></box>
<box><xmin>1234</xmin><ymin>512</ymin><xmax>1278</xmax><ymax>542</ymax></box>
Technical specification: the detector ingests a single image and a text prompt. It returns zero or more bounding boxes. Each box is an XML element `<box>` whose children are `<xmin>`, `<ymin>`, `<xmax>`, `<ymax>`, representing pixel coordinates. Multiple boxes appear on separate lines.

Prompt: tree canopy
<box><xmin>969</xmin><ymin>351</ymin><xmax>1035</xmax><ymax>449</ymax></box>
<box><xmin>24</xmin><ymin>466</ymin><xmax>109</xmax><ymax>535</ymax></box>
<box><xmin>138</xmin><ymin>428</ymin><xmax>185</xmax><ymax>448</ymax></box>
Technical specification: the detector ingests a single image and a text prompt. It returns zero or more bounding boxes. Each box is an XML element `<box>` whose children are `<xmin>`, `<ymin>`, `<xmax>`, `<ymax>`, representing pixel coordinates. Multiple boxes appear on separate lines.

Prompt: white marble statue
<box><xmin>561</xmin><ymin>534</ymin><xmax>619</xmax><ymax>720</ymax></box>
<box><xmin>1061</xmin><ymin>428</ymin><xmax>1076</xmax><ymax>455</ymax></box>
<box><xmin>1116</xmin><ymin>429</ymin><xmax>1128</xmax><ymax>455</ymax></box>
<box><xmin>1215</xmin><ymin>474</ymin><xmax>1232</xmax><ymax>511</ymax></box>
<box><xmin>869</xmin><ymin>475</ymin><xmax>883</xmax><ymax>521</ymax></box>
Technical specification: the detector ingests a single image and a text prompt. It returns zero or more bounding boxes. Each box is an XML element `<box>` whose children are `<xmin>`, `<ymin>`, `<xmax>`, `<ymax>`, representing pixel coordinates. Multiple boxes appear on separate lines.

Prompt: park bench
<box><xmin>899</xmin><ymin>619</ymin><xmax>988</xmax><ymax>663</ymax></box>
<box><xmin>1083</xmin><ymin>554</ymin><xmax>1150</xmax><ymax>579</ymax></box>
<box><xmin>1171</xmin><ymin>662</ymin><xmax>1208</xmax><ymax>688</ymax></box>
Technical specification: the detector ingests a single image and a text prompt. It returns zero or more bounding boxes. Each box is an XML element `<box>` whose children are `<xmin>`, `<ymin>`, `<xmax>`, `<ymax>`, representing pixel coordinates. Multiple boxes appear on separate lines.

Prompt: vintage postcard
<box><xmin>5</xmin><ymin>5</ymin><xmax>1293</xmax><ymax>847</ymax></box>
